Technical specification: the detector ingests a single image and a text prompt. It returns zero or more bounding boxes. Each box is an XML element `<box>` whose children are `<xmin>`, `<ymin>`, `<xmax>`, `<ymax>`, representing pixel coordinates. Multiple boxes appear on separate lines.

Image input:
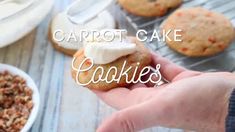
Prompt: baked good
<box><xmin>49</xmin><ymin>11</ymin><xmax>115</xmax><ymax>56</ymax></box>
<box><xmin>161</xmin><ymin>7</ymin><xmax>235</xmax><ymax>57</ymax></box>
<box><xmin>118</xmin><ymin>0</ymin><xmax>182</xmax><ymax>17</ymax></box>
<box><xmin>71</xmin><ymin>37</ymin><xmax>151</xmax><ymax>91</ymax></box>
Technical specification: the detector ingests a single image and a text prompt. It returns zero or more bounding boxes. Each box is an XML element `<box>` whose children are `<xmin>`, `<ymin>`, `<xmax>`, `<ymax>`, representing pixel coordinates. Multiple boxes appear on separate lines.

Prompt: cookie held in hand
<box><xmin>71</xmin><ymin>37</ymin><xmax>152</xmax><ymax>91</ymax></box>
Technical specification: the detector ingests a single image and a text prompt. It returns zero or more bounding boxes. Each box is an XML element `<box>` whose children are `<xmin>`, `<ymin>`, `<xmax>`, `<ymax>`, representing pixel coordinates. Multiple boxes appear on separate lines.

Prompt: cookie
<box><xmin>48</xmin><ymin>11</ymin><xmax>115</xmax><ymax>56</ymax></box>
<box><xmin>118</xmin><ymin>0</ymin><xmax>182</xmax><ymax>17</ymax></box>
<box><xmin>48</xmin><ymin>25</ymin><xmax>77</xmax><ymax>56</ymax></box>
<box><xmin>161</xmin><ymin>7</ymin><xmax>235</xmax><ymax>57</ymax></box>
<box><xmin>71</xmin><ymin>37</ymin><xmax>151</xmax><ymax>91</ymax></box>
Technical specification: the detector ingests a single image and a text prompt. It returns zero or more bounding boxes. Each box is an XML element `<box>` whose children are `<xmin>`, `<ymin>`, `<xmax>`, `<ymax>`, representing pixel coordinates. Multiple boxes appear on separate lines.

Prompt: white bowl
<box><xmin>0</xmin><ymin>0</ymin><xmax>54</xmax><ymax>48</ymax></box>
<box><xmin>0</xmin><ymin>64</ymin><xmax>40</xmax><ymax>132</ymax></box>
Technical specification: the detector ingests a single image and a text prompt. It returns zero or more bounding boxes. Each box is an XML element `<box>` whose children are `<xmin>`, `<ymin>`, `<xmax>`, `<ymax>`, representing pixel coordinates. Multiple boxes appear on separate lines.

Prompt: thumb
<box><xmin>97</xmin><ymin>98</ymin><xmax>167</xmax><ymax>132</ymax></box>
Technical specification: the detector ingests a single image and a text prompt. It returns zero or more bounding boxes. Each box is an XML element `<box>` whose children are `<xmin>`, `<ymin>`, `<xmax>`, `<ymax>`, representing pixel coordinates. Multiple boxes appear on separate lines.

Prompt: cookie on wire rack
<box><xmin>161</xmin><ymin>7</ymin><xmax>235</xmax><ymax>57</ymax></box>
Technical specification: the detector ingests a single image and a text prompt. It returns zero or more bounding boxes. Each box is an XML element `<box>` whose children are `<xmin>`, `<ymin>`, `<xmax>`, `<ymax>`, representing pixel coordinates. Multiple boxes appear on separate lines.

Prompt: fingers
<box><xmin>129</xmin><ymin>82</ymin><xmax>147</xmax><ymax>90</ymax></box>
<box><xmin>97</xmin><ymin>98</ymin><xmax>166</xmax><ymax>132</ymax></box>
<box><xmin>93</xmin><ymin>88</ymin><xmax>156</xmax><ymax>109</ymax></box>
<box><xmin>151</xmin><ymin>51</ymin><xmax>187</xmax><ymax>81</ymax></box>
<box><xmin>93</xmin><ymin>88</ymin><xmax>130</xmax><ymax>109</ymax></box>
<box><xmin>171</xmin><ymin>70</ymin><xmax>202</xmax><ymax>81</ymax></box>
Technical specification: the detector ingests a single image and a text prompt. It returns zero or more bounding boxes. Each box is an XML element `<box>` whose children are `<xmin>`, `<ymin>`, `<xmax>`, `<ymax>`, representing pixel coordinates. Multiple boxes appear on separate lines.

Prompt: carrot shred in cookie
<box><xmin>159</xmin><ymin>7</ymin><xmax>166</xmax><ymax>15</ymax></box>
<box><xmin>208</xmin><ymin>37</ymin><xmax>216</xmax><ymax>44</ymax></box>
<box><xmin>181</xmin><ymin>47</ymin><xmax>188</xmax><ymax>52</ymax></box>
<box><xmin>218</xmin><ymin>44</ymin><xmax>225</xmax><ymax>49</ymax></box>
<box><xmin>85</xmin><ymin>59</ymin><xmax>92</xmax><ymax>65</ymax></box>
<box><xmin>203</xmin><ymin>47</ymin><xmax>208</xmax><ymax>52</ymax></box>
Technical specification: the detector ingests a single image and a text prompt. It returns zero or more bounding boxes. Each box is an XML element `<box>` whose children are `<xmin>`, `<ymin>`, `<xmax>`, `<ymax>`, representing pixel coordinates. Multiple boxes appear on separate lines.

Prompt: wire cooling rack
<box><xmin>118</xmin><ymin>0</ymin><xmax>235</xmax><ymax>72</ymax></box>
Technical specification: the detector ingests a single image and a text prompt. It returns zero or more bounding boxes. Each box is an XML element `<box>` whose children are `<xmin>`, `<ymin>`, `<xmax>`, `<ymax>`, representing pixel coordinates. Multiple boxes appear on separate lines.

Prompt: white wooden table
<box><xmin>0</xmin><ymin>0</ymin><xmax>184</xmax><ymax>132</ymax></box>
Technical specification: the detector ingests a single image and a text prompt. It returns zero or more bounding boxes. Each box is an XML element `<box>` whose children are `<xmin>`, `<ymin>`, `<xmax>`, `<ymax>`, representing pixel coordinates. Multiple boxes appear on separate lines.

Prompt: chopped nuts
<box><xmin>0</xmin><ymin>71</ymin><xmax>33</xmax><ymax>132</ymax></box>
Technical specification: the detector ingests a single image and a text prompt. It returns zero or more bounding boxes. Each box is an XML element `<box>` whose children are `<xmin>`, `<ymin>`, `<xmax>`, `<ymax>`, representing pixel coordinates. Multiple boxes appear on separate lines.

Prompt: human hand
<box><xmin>93</xmin><ymin>52</ymin><xmax>235</xmax><ymax>132</ymax></box>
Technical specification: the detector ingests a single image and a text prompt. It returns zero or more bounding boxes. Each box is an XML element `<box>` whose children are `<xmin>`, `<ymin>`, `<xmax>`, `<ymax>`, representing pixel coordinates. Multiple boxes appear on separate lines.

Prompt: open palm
<box><xmin>93</xmin><ymin>52</ymin><xmax>235</xmax><ymax>132</ymax></box>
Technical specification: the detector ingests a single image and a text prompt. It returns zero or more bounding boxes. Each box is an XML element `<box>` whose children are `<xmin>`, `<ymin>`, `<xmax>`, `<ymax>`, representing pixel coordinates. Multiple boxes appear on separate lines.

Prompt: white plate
<box><xmin>0</xmin><ymin>0</ymin><xmax>54</xmax><ymax>48</ymax></box>
<box><xmin>0</xmin><ymin>64</ymin><xmax>40</xmax><ymax>132</ymax></box>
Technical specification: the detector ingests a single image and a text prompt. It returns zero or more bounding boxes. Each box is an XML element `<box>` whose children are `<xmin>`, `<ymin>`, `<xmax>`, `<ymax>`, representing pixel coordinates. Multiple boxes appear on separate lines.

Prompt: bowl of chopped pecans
<box><xmin>0</xmin><ymin>64</ymin><xmax>40</xmax><ymax>132</ymax></box>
